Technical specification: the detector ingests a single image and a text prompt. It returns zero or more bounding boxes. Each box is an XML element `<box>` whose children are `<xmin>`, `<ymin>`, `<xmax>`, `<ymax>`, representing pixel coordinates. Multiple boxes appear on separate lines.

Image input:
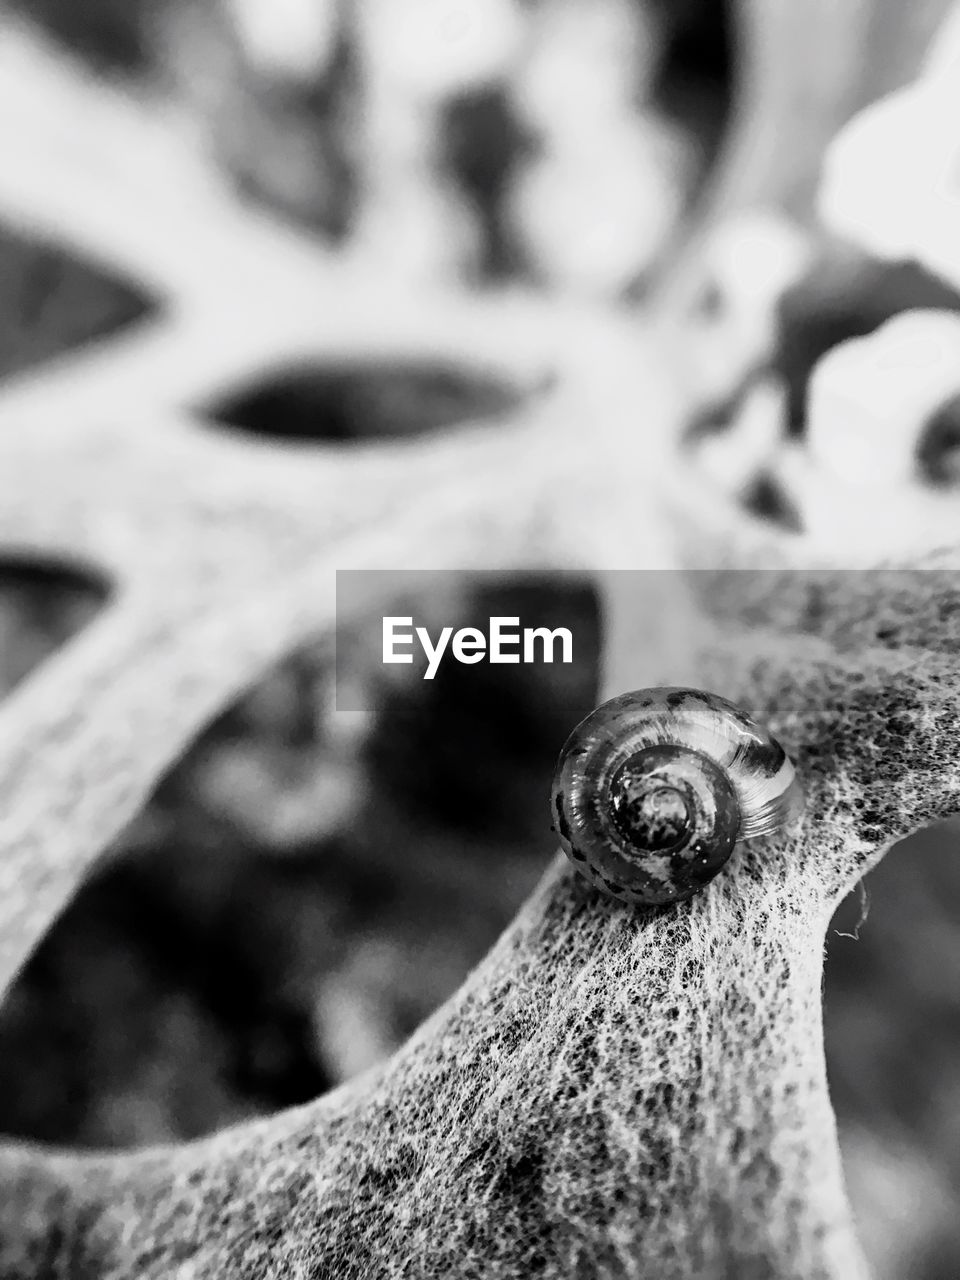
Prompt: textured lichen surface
<box><xmin>2</xmin><ymin>1</ymin><xmax>960</xmax><ymax>1278</ymax></box>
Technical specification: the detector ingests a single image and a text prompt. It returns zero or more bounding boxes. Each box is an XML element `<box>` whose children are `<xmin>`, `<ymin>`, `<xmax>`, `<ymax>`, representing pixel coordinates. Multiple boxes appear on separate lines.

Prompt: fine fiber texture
<box><xmin>1</xmin><ymin>1</ymin><xmax>959</xmax><ymax>1278</ymax></box>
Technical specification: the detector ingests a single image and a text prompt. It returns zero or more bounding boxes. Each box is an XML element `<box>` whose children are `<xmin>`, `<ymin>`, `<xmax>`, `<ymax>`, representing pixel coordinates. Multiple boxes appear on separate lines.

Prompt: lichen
<box><xmin>2</xmin><ymin>3</ymin><xmax>960</xmax><ymax>1277</ymax></box>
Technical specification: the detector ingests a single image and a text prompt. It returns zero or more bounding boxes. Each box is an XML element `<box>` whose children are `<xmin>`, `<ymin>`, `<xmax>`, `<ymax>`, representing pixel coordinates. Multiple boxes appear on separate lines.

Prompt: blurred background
<box><xmin>1</xmin><ymin>2</ymin><xmax>959</xmax><ymax>1278</ymax></box>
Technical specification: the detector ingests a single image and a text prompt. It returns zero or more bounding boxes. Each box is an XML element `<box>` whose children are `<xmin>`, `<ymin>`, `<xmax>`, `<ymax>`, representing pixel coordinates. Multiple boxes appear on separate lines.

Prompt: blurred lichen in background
<box><xmin>5</xmin><ymin>0</ymin><xmax>730</xmax><ymax>291</ymax></box>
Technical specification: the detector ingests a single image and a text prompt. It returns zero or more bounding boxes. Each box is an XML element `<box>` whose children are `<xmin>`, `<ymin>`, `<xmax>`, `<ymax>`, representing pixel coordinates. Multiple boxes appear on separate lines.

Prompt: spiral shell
<box><xmin>551</xmin><ymin>687</ymin><xmax>802</xmax><ymax>906</ymax></box>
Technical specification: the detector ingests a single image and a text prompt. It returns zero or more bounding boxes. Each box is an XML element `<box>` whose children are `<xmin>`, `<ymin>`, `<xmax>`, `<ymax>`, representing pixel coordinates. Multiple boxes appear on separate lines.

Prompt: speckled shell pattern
<box><xmin>551</xmin><ymin>687</ymin><xmax>803</xmax><ymax>905</ymax></box>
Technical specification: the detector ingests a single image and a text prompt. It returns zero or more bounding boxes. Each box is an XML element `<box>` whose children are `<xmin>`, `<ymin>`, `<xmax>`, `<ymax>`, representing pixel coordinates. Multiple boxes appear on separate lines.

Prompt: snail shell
<box><xmin>551</xmin><ymin>687</ymin><xmax>802</xmax><ymax>905</ymax></box>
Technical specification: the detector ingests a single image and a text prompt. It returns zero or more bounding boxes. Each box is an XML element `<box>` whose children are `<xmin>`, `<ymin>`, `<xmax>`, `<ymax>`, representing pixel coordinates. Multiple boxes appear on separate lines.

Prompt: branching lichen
<box><xmin>1</xmin><ymin>2</ymin><xmax>959</xmax><ymax>1277</ymax></box>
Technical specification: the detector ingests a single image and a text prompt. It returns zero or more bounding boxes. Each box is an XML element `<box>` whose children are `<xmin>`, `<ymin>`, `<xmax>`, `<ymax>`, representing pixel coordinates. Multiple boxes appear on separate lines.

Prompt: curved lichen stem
<box><xmin>0</xmin><ymin>851</ymin><xmax>868</xmax><ymax>1280</ymax></box>
<box><xmin>8</xmin><ymin>544</ymin><xmax>951</xmax><ymax>1277</ymax></box>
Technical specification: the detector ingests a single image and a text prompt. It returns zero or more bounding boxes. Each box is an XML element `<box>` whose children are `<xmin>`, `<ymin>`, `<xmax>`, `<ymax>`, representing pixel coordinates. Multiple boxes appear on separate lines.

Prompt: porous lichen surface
<box><xmin>2</xmin><ymin>3</ymin><xmax>960</xmax><ymax>1278</ymax></box>
<box><xmin>10</xmin><ymin>548</ymin><xmax>960</xmax><ymax>1280</ymax></box>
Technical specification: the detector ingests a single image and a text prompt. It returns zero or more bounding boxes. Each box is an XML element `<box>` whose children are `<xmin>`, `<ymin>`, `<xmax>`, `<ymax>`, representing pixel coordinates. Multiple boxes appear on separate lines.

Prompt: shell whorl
<box><xmin>551</xmin><ymin>687</ymin><xmax>803</xmax><ymax>905</ymax></box>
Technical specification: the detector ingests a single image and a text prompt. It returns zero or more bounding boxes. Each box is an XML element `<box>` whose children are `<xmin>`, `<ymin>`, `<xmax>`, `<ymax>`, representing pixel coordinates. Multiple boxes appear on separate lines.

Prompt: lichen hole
<box><xmin>0</xmin><ymin>224</ymin><xmax>159</xmax><ymax>381</ymax></box>
<box><xmin>0</xmin><ymin>558</ymin><xmax>111</xmax><ymax>700</ymax></box>
<box><xmin>203</xmin><ymin>358</ymin><xmax>548</xmax><ymax>445</ymax></box>
<box><xmin>0</xmin><ymin>571</ymin><xmax>600</xmax><ymax>1148</ymax></box>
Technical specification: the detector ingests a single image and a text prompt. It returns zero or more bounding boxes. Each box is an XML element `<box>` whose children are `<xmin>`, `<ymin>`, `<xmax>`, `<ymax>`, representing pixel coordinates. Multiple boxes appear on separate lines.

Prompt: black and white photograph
<box><xmin>2</xmin><ymin>1</ymin><xmax>960</xmax><ymax>1277</ymax></box>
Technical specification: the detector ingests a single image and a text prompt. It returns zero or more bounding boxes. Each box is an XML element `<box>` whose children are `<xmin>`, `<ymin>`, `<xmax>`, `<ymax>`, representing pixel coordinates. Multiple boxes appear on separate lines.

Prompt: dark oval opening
<box><xmin>6</xmin><ymin>0</ymin><xmax>153</xmax><ymax>74</ymax></box>
<box><xmin>0</xmin><ymin>572</ymin><xmax>598</xmax><ymax>1148</ymax></box>
<box><xmin>206</xmin><ymin>359</ymin><xmax>541</xmax><ymax>444</ymax></box>
<box><xmin>0</xmin><ymin>558</ymin><xmax>111</xmax><ymax>700</ymax></box>
<box><xmin>0</xmin><ymin>226</ymin><xmax>158</xmax><ymax>381</ymax></box>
